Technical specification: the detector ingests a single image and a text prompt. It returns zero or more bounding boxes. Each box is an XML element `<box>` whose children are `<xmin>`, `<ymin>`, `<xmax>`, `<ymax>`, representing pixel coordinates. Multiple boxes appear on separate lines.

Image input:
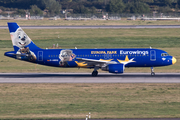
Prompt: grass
<box><xmin>0</xmin><ymin>83</ymin><xmax>180</xmax><ymax>119</ymax></box>
<box><xmin>0</xmin><ymin>28</ymin><xmax>179</xmax><ymax>73</ymax></box>
<box><xmin>1</xmin><ymin>19</ymin><xmax>180</xmax><ymax>26</ymax></box>
<box><xmin>1</xmin><ymin>28</ymin><xmax>180</xmax><ymax>48</ymax></box>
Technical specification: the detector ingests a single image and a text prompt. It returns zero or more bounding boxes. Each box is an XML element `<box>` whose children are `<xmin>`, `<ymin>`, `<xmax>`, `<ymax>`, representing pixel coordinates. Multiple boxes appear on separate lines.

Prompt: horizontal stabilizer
<box><xmin>7</xmin><ymin>53</ymin><xmax>30</xmax><ymax>57</ymax></box>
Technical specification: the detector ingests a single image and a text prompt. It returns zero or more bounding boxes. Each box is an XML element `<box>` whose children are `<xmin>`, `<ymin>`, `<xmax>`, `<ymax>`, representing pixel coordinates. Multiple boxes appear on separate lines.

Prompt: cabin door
<box><xmin>38</xmin><ymin>51</ymin><xmax>43</xmax><ymax>61</ymax></box>
<box><xmin>150</xmin><ymin>50</ymin><xmax>156</xmax><ymax>61</ymax></box>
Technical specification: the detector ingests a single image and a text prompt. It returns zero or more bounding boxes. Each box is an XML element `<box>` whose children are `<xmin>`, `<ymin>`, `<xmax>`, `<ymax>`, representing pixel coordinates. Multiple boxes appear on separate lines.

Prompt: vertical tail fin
<box><xmin>8</xmin><ymin>22</ymin><xmax>40</xmax><ymax>52</ymax></box>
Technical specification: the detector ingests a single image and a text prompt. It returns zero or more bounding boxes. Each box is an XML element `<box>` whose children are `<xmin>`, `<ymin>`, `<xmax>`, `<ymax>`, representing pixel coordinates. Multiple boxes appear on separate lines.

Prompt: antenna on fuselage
<box><xmin>150</xmin><ymin>46</ymin><xmax>152</xmax><ymax>49</ymax></box>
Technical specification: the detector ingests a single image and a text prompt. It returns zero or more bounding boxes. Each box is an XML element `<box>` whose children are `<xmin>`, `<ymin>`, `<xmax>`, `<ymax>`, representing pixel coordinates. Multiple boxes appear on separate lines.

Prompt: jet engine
<box><xmin>101</xmin><ymin>64</ymin><xmax>125</xmax><ymax>73</ymax></box>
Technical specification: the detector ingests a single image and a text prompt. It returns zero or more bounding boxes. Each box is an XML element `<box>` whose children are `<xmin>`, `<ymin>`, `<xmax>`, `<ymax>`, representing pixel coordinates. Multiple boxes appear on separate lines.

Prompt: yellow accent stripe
<box><xmin>99</xmin><ymin>59</ymin><xmax>113</xmax><ymax>62</ymax></box>
<box><xmin>75</xmin><ymin>61</ymin><xmax>88</xmax><ymax>67</ymax></box>
<box><xmin>117</xmin><ymin>55</ymin><xmax>129</xmax><ymax>63</ymax></box>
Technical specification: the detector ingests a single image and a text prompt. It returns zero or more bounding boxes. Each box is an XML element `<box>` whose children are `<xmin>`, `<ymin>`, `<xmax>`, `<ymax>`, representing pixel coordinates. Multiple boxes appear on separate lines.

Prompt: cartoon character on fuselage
<box><xmin>4</xmin><ymin>22</ymin><xmax>177</xmax><ymax>76</ymax></box>
<box><xmin>59</xmin><ymin>50</ymin><xmax>76</xmax><ymax>66</ymax></box>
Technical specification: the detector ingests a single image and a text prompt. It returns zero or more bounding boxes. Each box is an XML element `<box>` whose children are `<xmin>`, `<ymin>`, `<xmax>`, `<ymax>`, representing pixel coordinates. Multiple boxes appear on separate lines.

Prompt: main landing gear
<box><xmin>92</xmin><ymin>67</ymin><xmax>99</xmax><ymax>77</ymax></box>
<box><xmin>92</xmin><ymin>70</ymin><xmax>98</xmax><ymax>77</ymax></box>
<box><xmin>151</xmin><ymin>67</ymin><xmax>155</xmax><ymax>76</ymax></box>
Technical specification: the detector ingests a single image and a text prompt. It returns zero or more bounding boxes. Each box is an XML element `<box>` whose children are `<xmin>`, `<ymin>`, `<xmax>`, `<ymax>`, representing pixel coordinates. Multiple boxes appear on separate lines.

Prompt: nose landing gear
<box><xmin>151</xmin><ymin>67</ymin><xmax>155</xmax><ymax>76</ymax></box>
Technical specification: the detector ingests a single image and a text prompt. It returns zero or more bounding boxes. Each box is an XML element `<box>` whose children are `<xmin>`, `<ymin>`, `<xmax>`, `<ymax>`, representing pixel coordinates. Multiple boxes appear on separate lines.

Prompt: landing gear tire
<box><xmin>92</xmin><ymin>71</ymin><xmax>98</xmax><ymax>77</ymax></box>
<box><xmin>151</xmin><ymin>72</ymin><xmax>155</xmax><ymax>76</ymax></box>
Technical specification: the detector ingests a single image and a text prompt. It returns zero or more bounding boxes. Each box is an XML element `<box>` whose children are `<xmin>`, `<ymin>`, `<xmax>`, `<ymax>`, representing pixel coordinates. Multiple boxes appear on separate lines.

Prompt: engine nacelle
<box><xmin>108</xmin><ymin>64</ymin><xmax>124</xmax><ymax>73</ymax></box>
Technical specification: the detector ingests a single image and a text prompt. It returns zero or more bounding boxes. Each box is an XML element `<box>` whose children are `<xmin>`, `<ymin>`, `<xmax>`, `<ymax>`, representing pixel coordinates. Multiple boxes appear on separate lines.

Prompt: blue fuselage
<box><xmin>5</xmin><ymin>48</ymin><xmax>174</xmax><ymax>68</ymax></box>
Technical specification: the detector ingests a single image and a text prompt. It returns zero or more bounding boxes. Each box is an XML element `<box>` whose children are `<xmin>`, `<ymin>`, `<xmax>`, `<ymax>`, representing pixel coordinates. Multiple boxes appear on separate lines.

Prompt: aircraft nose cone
<box><xmin>172</xmin><ymin>57</ymin><xmax>177</xmax><ymax>65</ymax></box>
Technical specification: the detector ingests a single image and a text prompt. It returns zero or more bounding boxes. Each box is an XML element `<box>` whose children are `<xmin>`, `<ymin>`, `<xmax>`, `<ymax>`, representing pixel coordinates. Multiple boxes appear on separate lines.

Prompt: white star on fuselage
<box><xmin>117</xmin><ymin>55</ymin><xmax>136</xmax><ymax>65</ymax></box>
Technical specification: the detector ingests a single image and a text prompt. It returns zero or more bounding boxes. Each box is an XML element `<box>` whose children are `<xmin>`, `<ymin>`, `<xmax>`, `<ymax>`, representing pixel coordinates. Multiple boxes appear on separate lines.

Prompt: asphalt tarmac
<box><xmin>56</xmin><ymin>119</ymin><xmax>180</xmax><ymax>120</ymax></box>
<box><xmin>1</xmin><ymin>25</ymin><xmax>180</xmax><ymax>29</ymax></box>
<box><xmin>0</xmin><ymin>73</ymin><xmax>179</xmax><ymax>83</ymax></box>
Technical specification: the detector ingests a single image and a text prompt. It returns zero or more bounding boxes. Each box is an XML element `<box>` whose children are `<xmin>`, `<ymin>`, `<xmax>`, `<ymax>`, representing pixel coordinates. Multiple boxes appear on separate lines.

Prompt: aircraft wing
<box><xmin>76</xmin><ymin>56</ymin><xmax>135</xmax><ymax>67</ymax></box>
<box><xmin>76</xmin><ymin>57</ymin><xmax>117</xmax><ymax>67</ymax></box>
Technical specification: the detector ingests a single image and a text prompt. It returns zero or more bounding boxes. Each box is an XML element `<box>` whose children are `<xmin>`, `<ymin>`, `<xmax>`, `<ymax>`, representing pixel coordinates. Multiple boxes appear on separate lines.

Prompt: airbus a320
<box><xmin>4</xmin><ymin>23</ymin><xmax>177</xmax><ymax>76</ymax></box>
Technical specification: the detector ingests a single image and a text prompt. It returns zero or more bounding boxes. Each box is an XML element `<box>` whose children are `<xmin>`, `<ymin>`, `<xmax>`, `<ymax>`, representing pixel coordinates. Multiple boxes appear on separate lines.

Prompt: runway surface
<box><xmin>1</xmin><ymin>25</ymin><xmax>180</xmax><ymax>29</ymax></box>
<box><xmin>60</xmin><ymin>118</ymin><xmax>180</xmax><ymax>120</ymax></box>
<box><xmin>0</xmin><ymin>73</ymin><xmax>179</xmax><ymax>83</ymax></box>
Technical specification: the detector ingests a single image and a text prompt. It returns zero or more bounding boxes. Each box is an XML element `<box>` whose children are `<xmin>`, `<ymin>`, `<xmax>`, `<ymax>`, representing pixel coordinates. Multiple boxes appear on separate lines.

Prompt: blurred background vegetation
<box><xmin>0</xmin><ymin>0</ymin><xmax>180</xmax><ymax>16</ymax></box>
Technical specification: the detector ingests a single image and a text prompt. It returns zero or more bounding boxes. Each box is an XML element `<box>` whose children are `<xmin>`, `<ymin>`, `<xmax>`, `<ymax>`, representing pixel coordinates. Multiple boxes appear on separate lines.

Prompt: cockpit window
<box><xmin>161</xmin><ymin>53</ymin><xmax>169</xmax><ymax>56</ymax></box>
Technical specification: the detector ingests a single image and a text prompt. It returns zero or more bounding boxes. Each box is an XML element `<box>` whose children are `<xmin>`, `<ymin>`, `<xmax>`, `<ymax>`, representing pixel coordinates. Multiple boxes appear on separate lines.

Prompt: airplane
<box><xmin>4</xmin><ymin>22</ymin><xmax>177</xmax><ymax>76</ymax></box>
